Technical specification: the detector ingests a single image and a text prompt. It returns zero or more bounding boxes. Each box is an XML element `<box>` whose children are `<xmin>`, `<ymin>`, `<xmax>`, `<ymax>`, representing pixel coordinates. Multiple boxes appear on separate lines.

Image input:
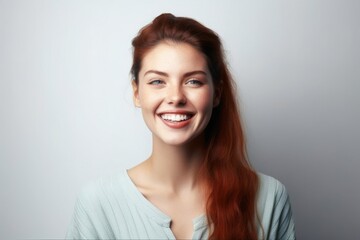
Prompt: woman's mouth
<box><xmin>158</xmin><ymin>113</ymin><xmax>194</xmax><ymax>128</ymax></box>
<box><xmin>160</xmin><ymin>113</ymin><xmax>193</xmax><ymax>122</ymax></box>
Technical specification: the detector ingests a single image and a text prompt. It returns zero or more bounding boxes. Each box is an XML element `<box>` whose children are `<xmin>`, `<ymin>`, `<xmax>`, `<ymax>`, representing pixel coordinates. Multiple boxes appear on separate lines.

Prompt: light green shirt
<box><xmin>66</xmin><ymin>170</ymin><xmax>295</xmax><ymax>239</ymax></box>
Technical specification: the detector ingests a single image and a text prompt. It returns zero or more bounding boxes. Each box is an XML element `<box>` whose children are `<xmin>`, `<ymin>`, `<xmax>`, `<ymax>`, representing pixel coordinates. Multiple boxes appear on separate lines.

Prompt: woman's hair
<box><xmin>130</xmin><ymin>13</ymin><xmax>259</xmax><ymax>240</ymax></box>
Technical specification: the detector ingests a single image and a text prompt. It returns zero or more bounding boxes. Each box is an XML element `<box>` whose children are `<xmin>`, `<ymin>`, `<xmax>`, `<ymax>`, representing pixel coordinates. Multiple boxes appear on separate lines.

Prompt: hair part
<box><xmin>131</xmin><ymin>13</ymin><xmax>260</xmax><ymax>240</ymax></box>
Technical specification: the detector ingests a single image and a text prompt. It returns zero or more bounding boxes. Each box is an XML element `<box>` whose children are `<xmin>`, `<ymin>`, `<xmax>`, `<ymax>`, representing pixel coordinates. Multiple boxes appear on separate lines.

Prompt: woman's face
<box><xmin>133</xmin><ymin>41</ymin><xmax>219</xmax><ymax>146</ymax></box>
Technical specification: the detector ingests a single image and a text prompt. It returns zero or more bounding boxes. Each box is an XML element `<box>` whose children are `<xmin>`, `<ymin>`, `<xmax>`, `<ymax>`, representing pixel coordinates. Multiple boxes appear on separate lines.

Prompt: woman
<box><xmin>66</xmin><ymin>13</ymin><xmax>295</xmax><ymax>240</ymax></box>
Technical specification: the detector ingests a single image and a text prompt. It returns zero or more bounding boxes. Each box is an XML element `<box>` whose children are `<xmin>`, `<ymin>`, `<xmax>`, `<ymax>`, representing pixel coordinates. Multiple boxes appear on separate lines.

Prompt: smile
<box><xmin>158</xmin><ymin>112</ymin><xmax>194</xmax><ymax>129</ymax></box>
<box><xmin>160</xmin><ymin>113</ymin><xmax>193</xmax><ymax>122</ymax></box>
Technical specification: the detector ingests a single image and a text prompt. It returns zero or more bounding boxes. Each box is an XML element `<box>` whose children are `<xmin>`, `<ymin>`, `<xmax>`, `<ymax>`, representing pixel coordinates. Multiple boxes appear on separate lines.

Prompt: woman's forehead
<box><xmin>139</xmin><ymin>42</ymin><xmax>209</xmax><ymax>77</ymax></box>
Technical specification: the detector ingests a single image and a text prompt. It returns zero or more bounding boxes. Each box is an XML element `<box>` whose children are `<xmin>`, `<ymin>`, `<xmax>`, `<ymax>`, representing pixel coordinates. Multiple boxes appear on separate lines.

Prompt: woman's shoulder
<box><xmin>256</xmin><ymin>172</ymin><xmax>292</xmax><ymax>223</ymax></box>
<box><xmin>256</xmin><ymin>172</ymin><xmax>296</xmax><ymax>240</ymax></box>
<box><xmin>67</xmin><ymin>170</ymin><xmax>142</xmax><ymax>238</ymax></box>
<box><xmin>75</xmin><ymin>170</ymin><xmax>130</xmax><ymax>207</ymax></box>
<box><xmin>257</xmin><ymin>172</ymin><xmax>289</xmax><ymax>199</ymax></box>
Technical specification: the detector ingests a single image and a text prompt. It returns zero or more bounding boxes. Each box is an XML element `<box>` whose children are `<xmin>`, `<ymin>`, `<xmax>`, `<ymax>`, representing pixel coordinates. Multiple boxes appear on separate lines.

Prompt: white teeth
<box><xmin>161</xmin><ymin>114</ymin><xmax>191</xmax><ymax>122</ymax></box>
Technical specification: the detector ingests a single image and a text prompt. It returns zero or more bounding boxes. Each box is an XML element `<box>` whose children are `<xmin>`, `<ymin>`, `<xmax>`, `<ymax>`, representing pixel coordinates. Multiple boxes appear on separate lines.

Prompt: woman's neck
<box><xmin>145</xmin><ymin>135</ymin><xmax>206</xmax><ymax>193</ymax></box>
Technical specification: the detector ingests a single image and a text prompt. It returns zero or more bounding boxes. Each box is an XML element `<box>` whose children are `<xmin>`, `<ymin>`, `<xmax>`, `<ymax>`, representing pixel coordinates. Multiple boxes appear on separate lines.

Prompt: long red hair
<box><xmin>131</xmin><ymin>13</ymin><xmax>259</xmax><ymax>240</ymax></box>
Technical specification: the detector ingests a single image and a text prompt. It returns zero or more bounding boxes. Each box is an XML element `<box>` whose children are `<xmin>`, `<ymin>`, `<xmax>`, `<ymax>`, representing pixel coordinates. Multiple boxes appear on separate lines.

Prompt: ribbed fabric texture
<box><xmin>66</xmin><ymin>170</ymin><xmax>295</xmax><ymax>240</ymax></box>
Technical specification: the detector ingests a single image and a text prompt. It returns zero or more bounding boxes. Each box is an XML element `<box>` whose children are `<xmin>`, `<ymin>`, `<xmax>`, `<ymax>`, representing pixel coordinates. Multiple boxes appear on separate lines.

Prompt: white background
<box><xmin>1</xmin><ymin>1</ymin><xmax>359</xmax><ymax>239</ymax></box>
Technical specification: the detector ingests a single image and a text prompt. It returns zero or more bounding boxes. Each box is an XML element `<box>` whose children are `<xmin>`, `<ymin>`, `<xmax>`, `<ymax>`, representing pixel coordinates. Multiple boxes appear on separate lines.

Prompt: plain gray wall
<box><xmin>1</xmin><ymin>0</ymin><xmax>359</xmax><ymax>239</ymax></box>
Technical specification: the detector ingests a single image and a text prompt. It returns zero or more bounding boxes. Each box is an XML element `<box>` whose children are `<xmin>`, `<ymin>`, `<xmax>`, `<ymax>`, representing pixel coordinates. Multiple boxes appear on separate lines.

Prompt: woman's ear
<box><xmin>132</xmin><ymin>80</ymin><xmax>141</xmax><ymax>107</ymax></box>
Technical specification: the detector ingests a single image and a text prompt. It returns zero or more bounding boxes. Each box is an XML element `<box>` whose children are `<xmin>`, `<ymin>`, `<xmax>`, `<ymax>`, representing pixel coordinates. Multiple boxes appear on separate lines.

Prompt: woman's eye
<box><xmin>148</xmin><ymin>80</ymin><xmax>164</xmax><ymax>85</ymax></box>
<box><xmin>186</xmin><ymin>79</ymin><xmax>203</xmax><ymax>86</ymax></box>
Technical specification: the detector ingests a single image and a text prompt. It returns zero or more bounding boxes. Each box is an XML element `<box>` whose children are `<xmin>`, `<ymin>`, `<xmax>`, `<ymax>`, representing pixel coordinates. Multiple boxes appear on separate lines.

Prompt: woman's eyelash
<box><xmin>148</xmin><ymin>79</ymin><xmax>164</xmax><ymax>85</ymax></box>
<box><xmin>147</xmin><ymin>79</ymin><xmax>204</xmax><ymax>85</ymax></box>
<box><xmin>186</xmin><ymin>79</ymin><xmax>203</xmax><ymax>85</ymax></box>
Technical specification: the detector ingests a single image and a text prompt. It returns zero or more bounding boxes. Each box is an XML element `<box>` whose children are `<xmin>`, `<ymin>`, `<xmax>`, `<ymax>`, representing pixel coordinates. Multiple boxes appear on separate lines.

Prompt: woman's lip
<box><xmin>157</xmin><ymin>111</ymin><xmax>195</xmax><ymax>115</ymax></box>
<box><xmin>158</xmin><ymin>115</ymin><xmax>193</xmax><ymax>129</ymax></box>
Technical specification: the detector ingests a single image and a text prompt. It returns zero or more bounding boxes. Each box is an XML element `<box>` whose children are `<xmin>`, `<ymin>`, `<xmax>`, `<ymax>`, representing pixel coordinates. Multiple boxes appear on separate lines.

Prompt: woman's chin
<box><xmin>155</xmin><ymin>132</ymin><xmax>205</xmax><ymax>147</ymax></box>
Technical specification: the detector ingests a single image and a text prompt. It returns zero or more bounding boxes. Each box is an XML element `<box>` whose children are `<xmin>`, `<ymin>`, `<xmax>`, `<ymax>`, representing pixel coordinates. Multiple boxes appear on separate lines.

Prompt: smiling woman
<box><xmin>133</xmin><ymin>42</ymin><xmax>217</xmax><ymax>145</ymax></box>
<box><xmin>66</xmin><ymin>13</ymin><xmax>295</xmax><ymax>240</ymax></box>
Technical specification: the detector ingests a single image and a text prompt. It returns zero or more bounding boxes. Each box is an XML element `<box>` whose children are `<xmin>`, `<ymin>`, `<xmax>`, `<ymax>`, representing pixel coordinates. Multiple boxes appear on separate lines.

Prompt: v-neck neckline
<box><xmin>121</xmin><ymin>169</ymin><xmax>208</xmax><ymax>232</ymax></box>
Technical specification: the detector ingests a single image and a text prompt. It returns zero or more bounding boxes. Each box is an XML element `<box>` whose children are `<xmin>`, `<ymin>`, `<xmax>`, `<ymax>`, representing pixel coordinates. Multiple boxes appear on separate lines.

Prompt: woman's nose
<box><xmin>166</xmin><ymin>85</ymin><xmax>186</xmax><ymax>105</ymax></box>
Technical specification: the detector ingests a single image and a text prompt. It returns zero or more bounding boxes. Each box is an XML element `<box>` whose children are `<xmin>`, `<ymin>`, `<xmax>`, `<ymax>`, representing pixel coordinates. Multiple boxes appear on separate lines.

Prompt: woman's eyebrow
<box><xmin>144</xmin><ymin>70</ymin><xmax>168</xmax><ymax>77</ymax></box>
<box><xmin>183</xmin><ymin>71</ymin><xmax>207</xmax><ymax>77</ymax></box>
<box><xmin>143</xmin><ymin>70</ymin><xmax>207</xmax><ymax>77</ymax></box>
